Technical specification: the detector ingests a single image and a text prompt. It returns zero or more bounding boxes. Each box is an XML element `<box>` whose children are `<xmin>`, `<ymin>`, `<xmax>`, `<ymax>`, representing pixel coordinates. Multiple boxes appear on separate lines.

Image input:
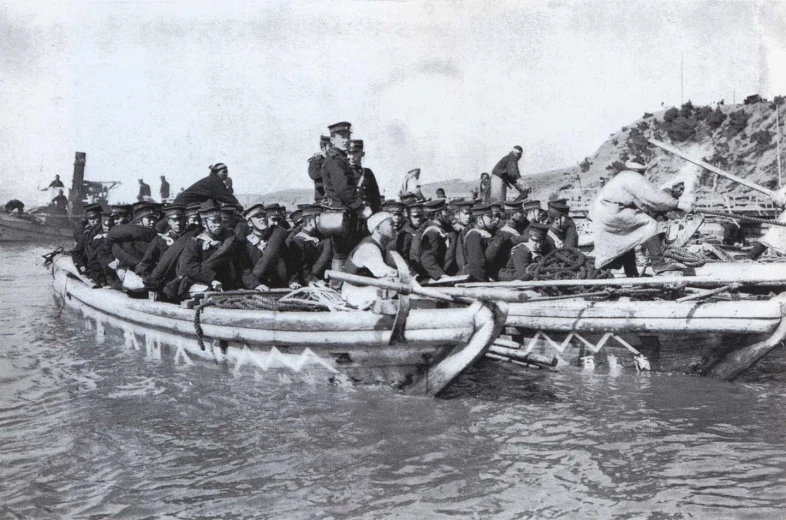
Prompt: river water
<box><xmin>1</xmin><ymin>243</ymin><xmax>785</xmax><ymax>519</ymax></box>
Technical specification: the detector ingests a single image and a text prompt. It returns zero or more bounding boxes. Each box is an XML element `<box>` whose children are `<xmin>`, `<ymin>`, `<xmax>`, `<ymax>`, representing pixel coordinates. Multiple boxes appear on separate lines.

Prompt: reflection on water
<box><xmin>1</xmin><ymin>244</ymin><xmax>785</xmax><ymax>519</ymax></box>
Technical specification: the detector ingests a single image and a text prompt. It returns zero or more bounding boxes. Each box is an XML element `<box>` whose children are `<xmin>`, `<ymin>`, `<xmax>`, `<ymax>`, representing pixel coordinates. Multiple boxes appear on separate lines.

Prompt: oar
<box><xmin>676</xmin><ymin>283</ymin><xmax>740</xmax><ymax>303</ymax></box>
<box><xmin>649</xmin><ymin>138</ymin><xmax>777</xmax><ymax>198</ymax></box>
<box><xmin>325</xmin><ymin>270</ymin><xmax>461</xmax><ymax>303</ymax></box>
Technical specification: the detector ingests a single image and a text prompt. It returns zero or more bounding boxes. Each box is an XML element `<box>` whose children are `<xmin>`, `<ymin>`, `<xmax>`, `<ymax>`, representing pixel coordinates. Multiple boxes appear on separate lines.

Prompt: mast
<box><xmin>70</xmin><ymin>152</ymin><xmax>87</xmax><ymax>215</ymax></box>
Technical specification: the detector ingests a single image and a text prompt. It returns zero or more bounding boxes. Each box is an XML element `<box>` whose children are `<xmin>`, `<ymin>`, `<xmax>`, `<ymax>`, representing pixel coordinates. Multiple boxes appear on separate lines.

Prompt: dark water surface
<box><xmin>2</xmin><ymin>243</ymin><xmax>785</xmax><ymax>519</ymax></box>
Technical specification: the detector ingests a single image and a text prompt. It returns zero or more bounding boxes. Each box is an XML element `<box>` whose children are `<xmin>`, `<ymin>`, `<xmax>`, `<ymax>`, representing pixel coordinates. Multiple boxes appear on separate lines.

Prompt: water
<box><xmin>2</xmin><ymin>243</ymin><xmax>786</xmax><ymax>519</ymax></box>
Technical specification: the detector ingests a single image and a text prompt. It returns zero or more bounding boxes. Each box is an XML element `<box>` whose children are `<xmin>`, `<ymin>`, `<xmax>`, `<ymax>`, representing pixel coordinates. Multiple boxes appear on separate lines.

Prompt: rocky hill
<box><xmin>537</xmin><ymin>95</ymin><xmax>786</xmax><ymax>204</ymax></box>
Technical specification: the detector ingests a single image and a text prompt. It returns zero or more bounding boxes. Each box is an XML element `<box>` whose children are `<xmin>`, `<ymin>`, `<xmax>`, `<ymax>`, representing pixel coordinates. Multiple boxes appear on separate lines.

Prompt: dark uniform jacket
<box><xmin>322</xmin><ymin>148</ymin><xmax>361</xmax><ymax>211</ymax></box>
<box><xmin>308</xmin><ymin>154</ymin><xmax>326</xmax><ymax>200</ymax></box>
<box><xmin>461</xmin><ymin>227</ymin><xmax>494</xmax><ymax>282</ymax></box>
<box><xmin>485</xmin><ymin>224</ymin><xmax>524</xmax><ymax>280</ymax></box>
<box><xmin>546</xmin><ymin>219</ymin><xmax>579</xmax><ymax>250</ymax></box>
<box><xmin>491</xmin><ymin>152</ymin><xmax>521</xmax><ymax>183</ymax></box>
<box><xmin>146</xmin><ymin>226</ymin><xmax>201</xmax><ymax>293</ymax></box>
<box><xmin>397</xmin><ymin>224</ymin><xmax>418</xmax><ymax>267</ymax></box>
<box><xmin>239</xmin><ymin>227</ymin><xmax>289</xmax><ymax>289</ymax></box>
<box><xmin>175</xmin><ymin>229</ymin><xmax>242</xmax><ymax>295</ymax></box>
<box><xmin>72</xmin><ymin>224</ymin><xmax>96</xmax><ymax>271</ymax></box>
<box><xmin>498</xmin><ymin>241</ymin><xmax>541</xmax><ymax>282</ymax></box>
<box><xmin>454</xmin><ymin>225</ymin><xmax>469</xmax><ymax>271</ymax></box>
<box><xmin>85</xmin><ymin>227</ymin><xmax>116</xmax><ymax>285</ymax></box>
<box><xmin>135</xmin><ymin>230</ymin><xmax>183</xmax><ymax>278</ymax></box>
<box><xmin>173</xmin><ymin>175</ymin><xmax>239</xmax><ymax>206</ymax></box>
<box><xmin>106</xmin><ymin>224</ymin><xmax>159</xmax><ymax>269</ymax></box>
<box><xmin>416</xmin><ymin>220</ymin><xmax>451</xmax><ymax>280</ymax></box>
<box><xmin>289</xmin><ymin>230</ymin><xmax>332</xmax><ymax>285</ymax></box>
<box><xmin>160</xmin><ymin>180</ymin><xmax>170</xmax><ymax>200</ymax></box>
<box><xmin>355</xmin><ymin>166</ymin><xmax>382</xmax><ymax>213</ymax></box>
<box><xmin>138</xmin><ymin>182</ymin><xmax>152</xmax><ymax>198</ymax></box>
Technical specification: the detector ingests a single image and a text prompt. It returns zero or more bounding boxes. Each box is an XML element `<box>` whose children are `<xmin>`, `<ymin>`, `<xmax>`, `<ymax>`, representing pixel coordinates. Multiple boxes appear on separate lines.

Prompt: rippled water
<box><xmin>2</xmin><ymin>243</ymin><xmax>786</xmax><ymax>519</ymax></box>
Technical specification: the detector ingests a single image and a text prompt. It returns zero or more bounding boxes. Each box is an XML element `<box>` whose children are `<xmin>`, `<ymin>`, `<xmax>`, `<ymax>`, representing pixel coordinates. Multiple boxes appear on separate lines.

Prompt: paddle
<box><xmin>325</xmin><ymin>270</ymin><xmax>461</xmax><ymax>302</ymax></box>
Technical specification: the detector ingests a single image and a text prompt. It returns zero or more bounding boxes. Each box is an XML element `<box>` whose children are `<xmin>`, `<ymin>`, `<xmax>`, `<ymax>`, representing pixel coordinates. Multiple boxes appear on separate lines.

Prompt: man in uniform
<box><xmin>546</xmin><ymin>199</ymin><xmax>579</xmax><ymax>250</ymax></box>
<box><xmin>414</xmin><ymin>199</ymin><xmax>455</xmax><ymax>281</ymax></box>
<box><xmin>499</xmin><ymin>223</ymin><xmax>550</xmax><ymax>281</ymax></box>
<box><xmin>136</xmin><ymin>204</ymin><xmax>187</xmax><ymax>278</ymax></box>
<box><xmin>398</xmin><ymin>202</ymin><xmax>424</xmax><ymax>269</ymax></box>
<box><xmin>173</xmin><ymin>164</ymin><xmax>238</xmax><ymax>206</ymax></box>
<box><xmin>321</xmin><ymin>121</ymin><xmax>372</xmax><ymax>272</ymax></box>
<box><xmin>289</xmin><ymin>205</ymin><xmax>332</xmax><ymax>287</ymax></box>
<box><xmin>451</xmin><ymin>199</ymin><xmax>474</xmax><ymax>272</ymax></box>
<box><xmin>486</xmin><ymin>200</ymin><xmax>526</xmax><ymax>280</ymax></box>
<box><xmin>72</xmin><ymin>203</ymin><xmax>102</xmax><ymax>273</ymax></box>
<box><xmin>522</xmin><ymin>200</ymin><xmax>547</xmax><ymax>236</ymax></box>
<box><xmin>185</xmin><ymin>203</ymin><xmax>201</xmax><ymax>228</ymax></box>
<box><xmin>308</xmin><ymin>135</ymin><xmax>331</xmax><ymax>200</ymax></box>
<box><xmin>341</xmin><ymin>212</ymin><xmax>398</xmax><ymax>308</ymax></box>
<box><xmin>111</xmin><ymin>204</ymin><xmax>132</xmax><ymax>226</ymax></box>
<box><xmin>239</xmin><ymin>205</ymin><xmax>292</xmax><ymax>291</ymax></box>
<box><xmin>382</xmin><ymin>200</ymin><xmax>408</xmax><ymax>259</ymax></box>
<box><xmin>52</xmin><ymin>190</ymin><xmax>68</xmax><ymax>214</ymax></box>
<box><xmin>173</xmin><ymin>199</ymin><xmax>242</xmax><ymax>299</ymax></box>
<box><xmin>348</xmin><ymin>139</ymin><xmax>382</xmax><ymax>214</ymax></box>
<box><xmin>106</xmin><ymin>203</ymin><xmax>160</xmax><ymax>275</ymax></box>
<box><xmin>461</xmin><ymin>204</ymin><xmax>496</xmax><ymax>282</ymax></box>
<box><xmin>160</xmin><ymin>175</ymin><xmax>171</xmax><ymax>203</ymax></box>
<box><xmin>490</xmin><ymin>146</ymin><xmax>530</xmax><ymax>203</ymax></box>
<box><xmin>47</xmin><ymin>175</ymin><xmax>65</xmax><ymax>189</ymax></box>
<box><xmin>85</xmin><ymin>211</ymin><xmax>117</xmax><ymax>286</ymax></box>
<box><xmin>138</xmin><ymin>179</ymin><xmax>152</xmax><ymax>201</ymax></box>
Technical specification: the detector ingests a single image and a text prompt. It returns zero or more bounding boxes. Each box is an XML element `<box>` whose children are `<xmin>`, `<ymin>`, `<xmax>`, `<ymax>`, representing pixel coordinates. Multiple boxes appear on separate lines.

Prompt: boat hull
<box><xmin>51</xmin><ymin>256</ymin><xmax>505</xmax><ymax>396</ymax></box>
<box><xmin>0</xmin><ymin>213</ymin><xmax>74</xmax><ymax>242</ymax></box>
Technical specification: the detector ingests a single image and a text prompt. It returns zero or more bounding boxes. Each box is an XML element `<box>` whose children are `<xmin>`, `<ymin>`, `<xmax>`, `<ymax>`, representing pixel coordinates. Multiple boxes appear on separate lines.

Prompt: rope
<box><xmin>523</xmin><ymin>248</ymin><xmax>614</xmax><ymax>295</ymax></box>
<box><xmin>193</xmin><ymin>299</ymin><xmax>216</xmax><ymax>351</ymax></box>
<box><xmin>42</xmin><ymin>247</ymin><xmax>72</xmax><ymax>267</ymax></box>
<box><xmin>662</xmin><ymin>246</ymin><xmax>708</xmax><ymax>267</ymax></box>
<box><xmin>696</xmin><ymin>209</ymin><xmax>786</xmax><ymax>227</ymax></box>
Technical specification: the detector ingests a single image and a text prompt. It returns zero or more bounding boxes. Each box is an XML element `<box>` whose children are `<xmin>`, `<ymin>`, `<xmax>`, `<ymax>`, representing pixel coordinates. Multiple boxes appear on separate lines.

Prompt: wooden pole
<box><xmin>648</xmin><ymin>138</ymin><xmax>776</xmax><ymax>198</ymax></box>
<box><xmin>777</xmin><ymin>102</ymin><xmax>783</xmax><ymax>189</ymax></box>
<box><xmin>710</xmin><ymin>309</ymin><xmax>786</xmax><ymax>381</ymax></box>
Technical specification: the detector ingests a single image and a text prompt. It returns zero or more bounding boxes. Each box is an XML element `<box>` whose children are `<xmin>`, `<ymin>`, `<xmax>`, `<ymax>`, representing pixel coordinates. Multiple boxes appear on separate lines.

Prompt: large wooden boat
<box><xmin>0</xmin><ymin>212</ymin><xmax>75</xmax><ymax>242</ymax></box>
<box><xmin>50</xmin><ymin>256</ymin><xmax>506</xmax><ymax>396</ymax></box>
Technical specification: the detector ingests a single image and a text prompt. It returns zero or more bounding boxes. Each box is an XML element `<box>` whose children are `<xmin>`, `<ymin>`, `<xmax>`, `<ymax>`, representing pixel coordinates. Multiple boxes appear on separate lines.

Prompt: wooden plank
<box><xmin>506</xmin><ymin>299</ymin><xmax>783</xmax><ymax>319</ymax></box>
<box><xmin>505</xmin><ymin>315</ymin><xmax>778</xmax><ymax>334</ymax></box>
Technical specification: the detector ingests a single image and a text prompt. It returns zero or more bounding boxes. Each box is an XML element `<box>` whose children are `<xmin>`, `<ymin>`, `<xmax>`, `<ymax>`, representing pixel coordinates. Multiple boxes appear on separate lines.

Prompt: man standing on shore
<box><xmin>138</xmin><ymin>179</ymin><xmax>152</xmax><ymax>201</ymax></box>
<box><xmin>490</xmin><ymin>146</ymin><xmax>530</xmax><ymax>203</ymax></box>
<box><xmin>160</xmin><ymin>175</ymin><xmax>171</xmax><ymax>203</ymax></box>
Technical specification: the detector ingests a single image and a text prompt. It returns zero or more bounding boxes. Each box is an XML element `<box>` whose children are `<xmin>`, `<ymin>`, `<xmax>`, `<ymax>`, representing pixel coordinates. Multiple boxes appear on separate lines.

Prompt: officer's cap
<box><xmin>547</xmin><ymin>200</ymin><xmax>570</xmax><ymax>216</ymax></box>
<box><xmin>424</xmin><ymin>199</ymin><xmax>446</xmax><ymax>212</ymax></box>
<box><xmin>110</xmin><ymin>204</ymin><xmax>131</xmax><ymax>216</ymax></box>
<box><xmin>198</xmin><ymin>199</ymin><xmax>222</xmax><ymax>218</ymax></box>
<box><xmin>243</xmin><ymin>204</ymin><xmax>266</xmax><ymax>220</ymax></box>
<box><xmin>133</xmin><ymin>203</ymin><xmax>156</xmax><ymax>221</ymax></box>
<box><xmin>522</xmin><ymin>200</ymin><xmax>542</xmax><ymax>211</ymax></box>
<box><xmin>185</xmin><ymin>202</ymin><xmax>201</xmax><ymax>217</ymax></box>
<box><xmin>328</xmin><ymin>121</ymin><xmax>352</xmax><ymax>135</ymax></box>
<box><xmin>503</xmin><ymin>200</ymin><xmax>523</xmax><ymax>211</ymax></box>
<box><xmin>84</xmin><ymin>203</ymin><xmax>103</xmax><ymax>217</ymax></box>
<box><xmin>349</xmin><ymin>139</ymin><xmax>364</xmax><ymax>152</ymax></box>
<box><xmin>164</xmin><ymin>204</ymin><xmax>186</xmax><ymax>217</ymax></box>
<box><xmin>320</xmin><ymin>135</ymin><xmax>331</xmax><ymax>146</ymax></box>
<box><xmin>382</xmin><ymin>200</ymin><xmax>405</xmax><ymax>213</ymax></box>
<box><xmin>406</xmin><ymin>202</ymin><xmax>425</xmax><ymax>216</ymax></box>
<box><xmin>528</xmin><ymin>222</ymin><xmax>550</xmax><ymax>240</ymax></box>
<box><xmin>301</xmin><ymin>205</ymin><xmax>322</xmax><ymax>218</ymax></box>
<box><xmin>472</xmin><ymin>204</ymin><xmax>493</xmax><ymax>216</ymax></box>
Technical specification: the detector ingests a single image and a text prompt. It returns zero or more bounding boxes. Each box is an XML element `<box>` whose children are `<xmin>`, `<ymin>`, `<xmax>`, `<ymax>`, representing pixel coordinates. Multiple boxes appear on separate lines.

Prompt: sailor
<box><xmin>399</xmin><ymin>168</ymin><xmax>426</xmax><ymax>202</ymax></box>
<box><xmin>498</xmin><ymin>223</ymin><xmax>550</xmax><ymax>281</ymax></box>
<box><xmin>144</xmin><ymin>205</ymin><xmax>205</xmax><ymax>296</ymax></box>
<box><xmin>173</xmin><ymin>199</ymin><xmax>242</xmax><ymax>298</ymax></box>
<box><xmin>185</xmin><ymin>203</ymin><xmax>201</xmax><ymax>228</ymax></box>
<box><xmin>135</xmin><ymin>204</ymin><xmax>187</xmax><ymax>278</ymax></box>
<box><xmin>72</xmin><ymin>203</ymin><xmax>102</xmax><ymax>273</ymax></box>
<box><xmin>286</xmin><ymin>208</ymin><xmax>305</xmax><ymax>246</ymax></box>
<box><xmin>348</xmin><ymin>139</ymin><xmax>382</xmax><ymax>214</ymax></box>
<box><xmin>341</xmin><ymin>212</ymin><xmax>398</xmax><ymax>308</ymax></box>
<box><xmin>490</xmin><ymin>146</ymin><xmax>530</xmax><ymax>203</ymax></box>
<box><xmin>239</xmin><ymin>204</ymin><xmax>291</xmax><ymax>291</ymax></box>
<box><xmin>321</xmin><ymin>121</ymin><xmax>371</xmax><ymax>272</ymax></box>
<box><xmin>111</xmin><ymin>204</ymin><xmax>132</xmax><ymax>226</ymax></box>
<box><xmin>52</xmin><ymin>190</ymin><xmax>69</xmax><ymax>214</ymax></box>
<box><xmin>85</xmin><ymin>211</ymin><xmax>117</xmax><ymax>286</ymax></box>
<box><xmin>490</xmin><ymin>203</ymin><xmax>503</xmax><ymax>231</ymax></box>
<box><xmin>47</xmin><ymin>175</ymin><xmax>65</xmax><ymax>189</ymax></box>
<box><xmin>160</xmin><ymin>175</ymin><xmax>171</xmax><ymax>203</ymax></box>
<box><xmin>220</xmin><ymin>202</ymin><xmax>244</xmax><ymax>232</ymax></box>
<box><xmin>477</xmin><ymin>172</ymin><xmax>491</xmax><ymax>204</ymax></box>
<box><xmin>486</xmin><ymin>200</ymin><xmax>526</xmax><ymax>280</ymax></box>
<box><xmin>398</xmin><ymin>202</ymin><xmax>425</xmax><ymax>269</ymax></box>
<box><xmin>172</xmin><ymin>163</ymin><xmax>238</xmax><ymax>206</ymax></box>
<box><xmin>414</xmin><ymin>199</ymin><xmax>455</xmax><ymax>281</ymax></box>
<box><xmin>461</xmin><ymin>204</ymin><xmax>496</xmax><ymax>282</ymax></box>
<box><xmin>137</xmin><ymin>179</ymin><xmax>152</xmax><ymax>202</ymax></box>
<box><xmin>308</xmin><ymin>135</ymin><xmax>331</xmax><ymax>200</ymax></box>
<box><xmin>522</xmin><ymin>199</ymin><xmax>547</xmax><ymax>232</ymax></box>
<box><xmin>289</xmin><ymin>205</ymin><xmax>333</xmax><ymax>286</ymax></box>
<box><xmin>264</xmin><ymin>203</ymin><xmax>291</xmax><ymax>230</ymax></box>
<box><xmin>591</xmin><ymin>159</ymin><xmax>692</xmax><ymax>275</ymax></box>
<box><xmin>546</xmin><ymin>199</ymin><xmax>579</xmax><ymax>250</ymax></box>
<box><xmin>451</xmin><ymin>199</ymin><xmax>474</xmax><ymax>271</ymax></box>
<box><xmin>106</xmin><ymin>203</ymin><xmax>159</xmax><ymax>274</ymax></box>
<box><xmin>382</xmin><ymin>200</ymin><xmax>408</xmax><ymax>258</ymax></box>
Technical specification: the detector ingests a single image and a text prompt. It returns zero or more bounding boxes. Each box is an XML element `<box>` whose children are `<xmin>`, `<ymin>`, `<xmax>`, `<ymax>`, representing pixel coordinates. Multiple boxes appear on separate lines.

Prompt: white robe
<box><xmin>759</xmin><ymin>209</ymin><xmax>786</xmax><ymax>254</ymax></box>
<box><xmin>590</xmin><ymin>170</ymin><xmax>679</xmax><ymax>268</ymax></box>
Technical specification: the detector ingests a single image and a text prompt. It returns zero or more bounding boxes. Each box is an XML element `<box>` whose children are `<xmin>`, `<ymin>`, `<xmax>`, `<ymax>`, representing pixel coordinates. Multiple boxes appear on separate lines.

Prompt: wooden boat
<box><xmin>50</xmin><ymin>255</ymin><xmax>507</xmax><ymax>396</ymax></box>
<box><xmin>0</xmin><ymin>212</ymin><xmax>75</xmax><ymax>242</ymax></box>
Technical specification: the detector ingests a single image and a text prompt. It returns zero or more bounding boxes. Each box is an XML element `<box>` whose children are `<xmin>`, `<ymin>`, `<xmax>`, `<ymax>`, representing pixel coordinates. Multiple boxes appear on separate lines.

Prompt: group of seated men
<box><xmin>70</xmin><ymin>192</ymin><xmax>578</xmax><ymax>302</ymax></box>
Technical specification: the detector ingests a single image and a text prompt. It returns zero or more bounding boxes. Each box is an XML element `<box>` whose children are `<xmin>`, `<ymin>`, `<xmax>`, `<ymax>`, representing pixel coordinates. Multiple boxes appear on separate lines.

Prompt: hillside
<box><xmin>541</xmin><ymin>95</ymin><xmax>785</xmax><ymax>203</ymax></box>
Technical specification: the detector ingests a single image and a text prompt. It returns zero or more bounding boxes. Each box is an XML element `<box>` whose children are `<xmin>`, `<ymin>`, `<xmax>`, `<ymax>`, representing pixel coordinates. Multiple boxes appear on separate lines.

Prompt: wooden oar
<box><xmin>325</xmin><ymin>270</ymin><xmax>459</xmax><ymax>302</ymax></box>
<box><xmin>676</xmin><ymin>283</ymin><xmax>740</xmax><ymax>303</ymax></box>
<box><xmin>649</xmin><ymin>138</ymin><xmax>777</xmax><ymax>198</ymax></box>
<box><xmin>710</xmin><ymin>310</ymin><xmax>786</xmax><ymax>381</ymax></box>
<box><xmin>458</xmin><ymin>271</ymin><xmax>786</xmax><ymax>290</ymax></box>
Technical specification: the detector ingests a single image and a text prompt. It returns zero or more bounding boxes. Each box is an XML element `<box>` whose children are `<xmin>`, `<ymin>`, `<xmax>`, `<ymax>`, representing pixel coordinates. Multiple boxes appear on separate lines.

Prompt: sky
<box><xmin>1</xmin><ymin>0</ymin><xmax>785</xmax><ymax>205</ymax></box>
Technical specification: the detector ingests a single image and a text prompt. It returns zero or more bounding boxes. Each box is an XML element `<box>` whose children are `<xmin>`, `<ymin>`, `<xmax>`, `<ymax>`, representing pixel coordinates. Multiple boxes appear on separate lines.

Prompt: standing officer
<box><xmin>348</xmin><ymin>139</ymin><xmax>382</xmax><ymax>214</ymax></box>
<box><xmin>321</xmin><ymin>121</ymin><xmax>372</xmax><ymax>272</ymax></box>
<box><xmin>308</xmin><ymin>135</ymin><xmax>331</xmax><ymax>201</ymax></box>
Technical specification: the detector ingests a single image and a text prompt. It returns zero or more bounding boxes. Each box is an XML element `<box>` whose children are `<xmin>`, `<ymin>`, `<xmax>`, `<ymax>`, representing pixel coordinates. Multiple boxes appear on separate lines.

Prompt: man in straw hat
<box><xmin>590</xmin><ymin>158</ymin><xmax>693</xmax><ymax>276</ymax></box>
<box><xmin>341</xmin><ymin>211</ymin><xmax>398</xmax><ymax>308</ymax></box>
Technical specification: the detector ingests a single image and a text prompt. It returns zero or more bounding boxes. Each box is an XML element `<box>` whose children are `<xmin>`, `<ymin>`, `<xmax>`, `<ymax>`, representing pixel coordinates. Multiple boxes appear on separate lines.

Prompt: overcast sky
<box><xmin>1</xmin><ymin>0</ymin><xmax>784</xmax><ymax>204</ymax></box>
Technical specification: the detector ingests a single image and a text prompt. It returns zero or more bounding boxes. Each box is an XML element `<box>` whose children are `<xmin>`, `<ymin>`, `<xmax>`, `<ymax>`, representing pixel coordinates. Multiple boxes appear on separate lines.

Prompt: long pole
<box><xmin>777</xmin><ymin>102</ymin><xmax>783</xmax><ymax>188</ymax></box>
<box><xmin>681</xmin><ymin>52</ymin><xmax>684</xmax><ymax>105</ymax></box>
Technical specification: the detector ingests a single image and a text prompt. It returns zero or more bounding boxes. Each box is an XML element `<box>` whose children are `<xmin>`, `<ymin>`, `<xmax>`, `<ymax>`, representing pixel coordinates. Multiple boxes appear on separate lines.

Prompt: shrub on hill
<box><xmin>727</xmin><ymin>109</ymin><xmax>749</xmax><ymax>134</ymax></box>
<box><xmin>695</xmin><ymin>105</ymin><xmax>713</xmax><ymax>121</ymax></box>
<box><xmin>770</xmin><ymin>96</ymin><xmax>785</xmax><ymax>109</ymax></box>
<box><xmin>663</xmin><ymin>107</ymin><xmax>679</xmax><ymax>123</ymax></box>
<box><xmin>579</xmin><ymin>157</ymin><xmax>592</xmax><ymax>173</ymax></box>
<box><xmin>665</xmin><ymin>116</ymin><xmax>698</xmax><ymax>142</ymax></box>
<box><xmin>707</xmin><ymin>106</ymin><xmax>727</xmax><ymax>129</ymax></box>
<box><xmin>750</xmin><ymin>130</ymin><xmax>772</xmax><ymax>146</ymax></box>
<box><xmin>680</xmin><ymin>101</ymin><xmax>694</xmax><ymax>118</ymax></box>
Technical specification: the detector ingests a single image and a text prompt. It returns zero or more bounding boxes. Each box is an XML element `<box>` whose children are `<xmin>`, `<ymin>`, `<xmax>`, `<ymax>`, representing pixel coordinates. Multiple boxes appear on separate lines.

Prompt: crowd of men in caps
<box><xmin>68</xmin><ymin>120</ymin><xmax>696</xmax><ymax>307</ymax></box>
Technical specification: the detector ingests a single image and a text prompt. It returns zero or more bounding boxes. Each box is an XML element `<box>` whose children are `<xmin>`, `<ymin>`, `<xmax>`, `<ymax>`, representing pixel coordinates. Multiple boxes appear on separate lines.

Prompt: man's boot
<box><xmin>746</xmin><ymin>242</ymin><xmax>767</xmax><ymax>260</ymax></box>
<box><xmin>512</xmin><ymin>180</ymin><xmax>531</xmax><ymax>200</ymax></box>
<box><xmin>645</xmin><ymin>234</ymin><xmax>686</xmax><ymax>275</ymax></box>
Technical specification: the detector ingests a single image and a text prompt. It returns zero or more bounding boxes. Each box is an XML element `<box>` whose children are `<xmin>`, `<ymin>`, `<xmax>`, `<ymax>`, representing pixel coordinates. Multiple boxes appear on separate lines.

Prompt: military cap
<box><xmin>320</xmin><ymin>135</ymin><xmax>331</xmax><ymax>146</ymax></box>
<box><xmin>528</xmin><ymin>222</ymin><xmax>550</xmax><ymax>240</ymax></box>
<box><xmin>382</xmin><ymin>200</ymin><xmax>405</xmax><ymax>213</ymax></box>
<box><xmin>547</xmin><ymin>200</ymin><xmax>570</xmax><ymax>215</ymax></box>
<box><xmin>472</xmin><ymin>203</ymin><xmax>493</xmax><ymax>216</ymax></box>
<box><xmin>490</xmin><ymin>203</ymin><xmax>503</xmax><ymax>213</ymax></box>
<box><xmin>243</xmin><ymin>204</ymin><xmax>265</xmax><ymax>219</ymax></box>
<box><xmin>110</xmin><ymin>204</ymin><xmax>132</xmax><ymax>216</ymax></box>
<box><xmin>406</xmin><ymin>202</ymin><xmax>425</xmax><ymax>216</ymax></box>
<box><xmin>522</xmin><ymin>199</ymin><xmax>542</xmax><ymax>211</ymax></box>
<box><xmin>451</xmin><ymin>199</ymin><xmax>474</xmax><ymax>209</ymax></box>
<box><xmin>290</xmin><ymin>209</ymin><xmax>304</xmax><ymax>225</ymax></box>
<box><xmin>503</xmin><ymin>200</ymin><xmax>523</xmax><ymax>211</ymax></box>
<box><xmin>133</xmin><ymin>203</ymin><xmax>156</xmax><ymax>221</ymax></box>
<box><xmin>164</xmin><ymin>204</ymin><xmax>186</xmax><ymax>217</ymax></box>
<box><xmin>424</xmin><ymin>199</ymin><xmax>446</xmax><ymax>212</ymax></box>
<box><xmin>100</xmin><ymin>210</ymin><xmax>113</xmax><ymax>220</ymax></box>
<box><xmin>265</xmin><ymin>206</ymin><xmax>283</xmax><ymax>218</ymax></box>
<box><xmin>297</xmin><ymin>203</ymin><xmax>312</xmax><ymax>210</ymax></box>
<box><xmin>83</xmin><ymin>203</ymin><xmax>102</xmax><ymax>217</ymax></box>
<box><xmin>265</xmin><ymin>202</ymin><xmax>281</xmax><ymax>211</ymax></box>
<box><xmin>198</xmin><ymin>199</ymin><xmax>222</xmax><ymax>218</ymax></box>
<box><xmin>185</xmin><ymin>202</ymin><xmax>201</xmax><ymax>217</ymax></box>
<box><xmin>220</xmin><ymin>202</ymin><xmax>238</xmax><ymax>214</ymax></box>
<box><xmin>328</xmin><ymin>121</ymin><xmax>352</xmax><ymax>135</ymax></box>
<box><xmin>399</xmin><ymin>193</ymin><xmax>418</xmax><ymax>205</ymax></box>
<box><xmin>349</xmin><ymin>139</ymin><xmax>364</xmax><ymax>152</ymax></box>
<box><xmin>301</xmin><ymin>205</ymin><xmax>322</xmax><ymax>217</ymax></box>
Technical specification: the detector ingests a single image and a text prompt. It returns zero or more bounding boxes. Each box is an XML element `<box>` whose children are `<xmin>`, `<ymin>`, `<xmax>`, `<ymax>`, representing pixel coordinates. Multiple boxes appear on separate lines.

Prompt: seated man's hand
<box><xmin>289</xmin><ymin>282</ymin><xmax>302</xmax><ymax>290</ymax></box>
<box><xmin>210</xmin><ymin>280</ymin><xmax>223</xmax><ymax>291</ymax></box>
<box><xmin>254</xmin><ymin>284</ymin><xmax>270</xmax><ymax>292</ymax></box>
